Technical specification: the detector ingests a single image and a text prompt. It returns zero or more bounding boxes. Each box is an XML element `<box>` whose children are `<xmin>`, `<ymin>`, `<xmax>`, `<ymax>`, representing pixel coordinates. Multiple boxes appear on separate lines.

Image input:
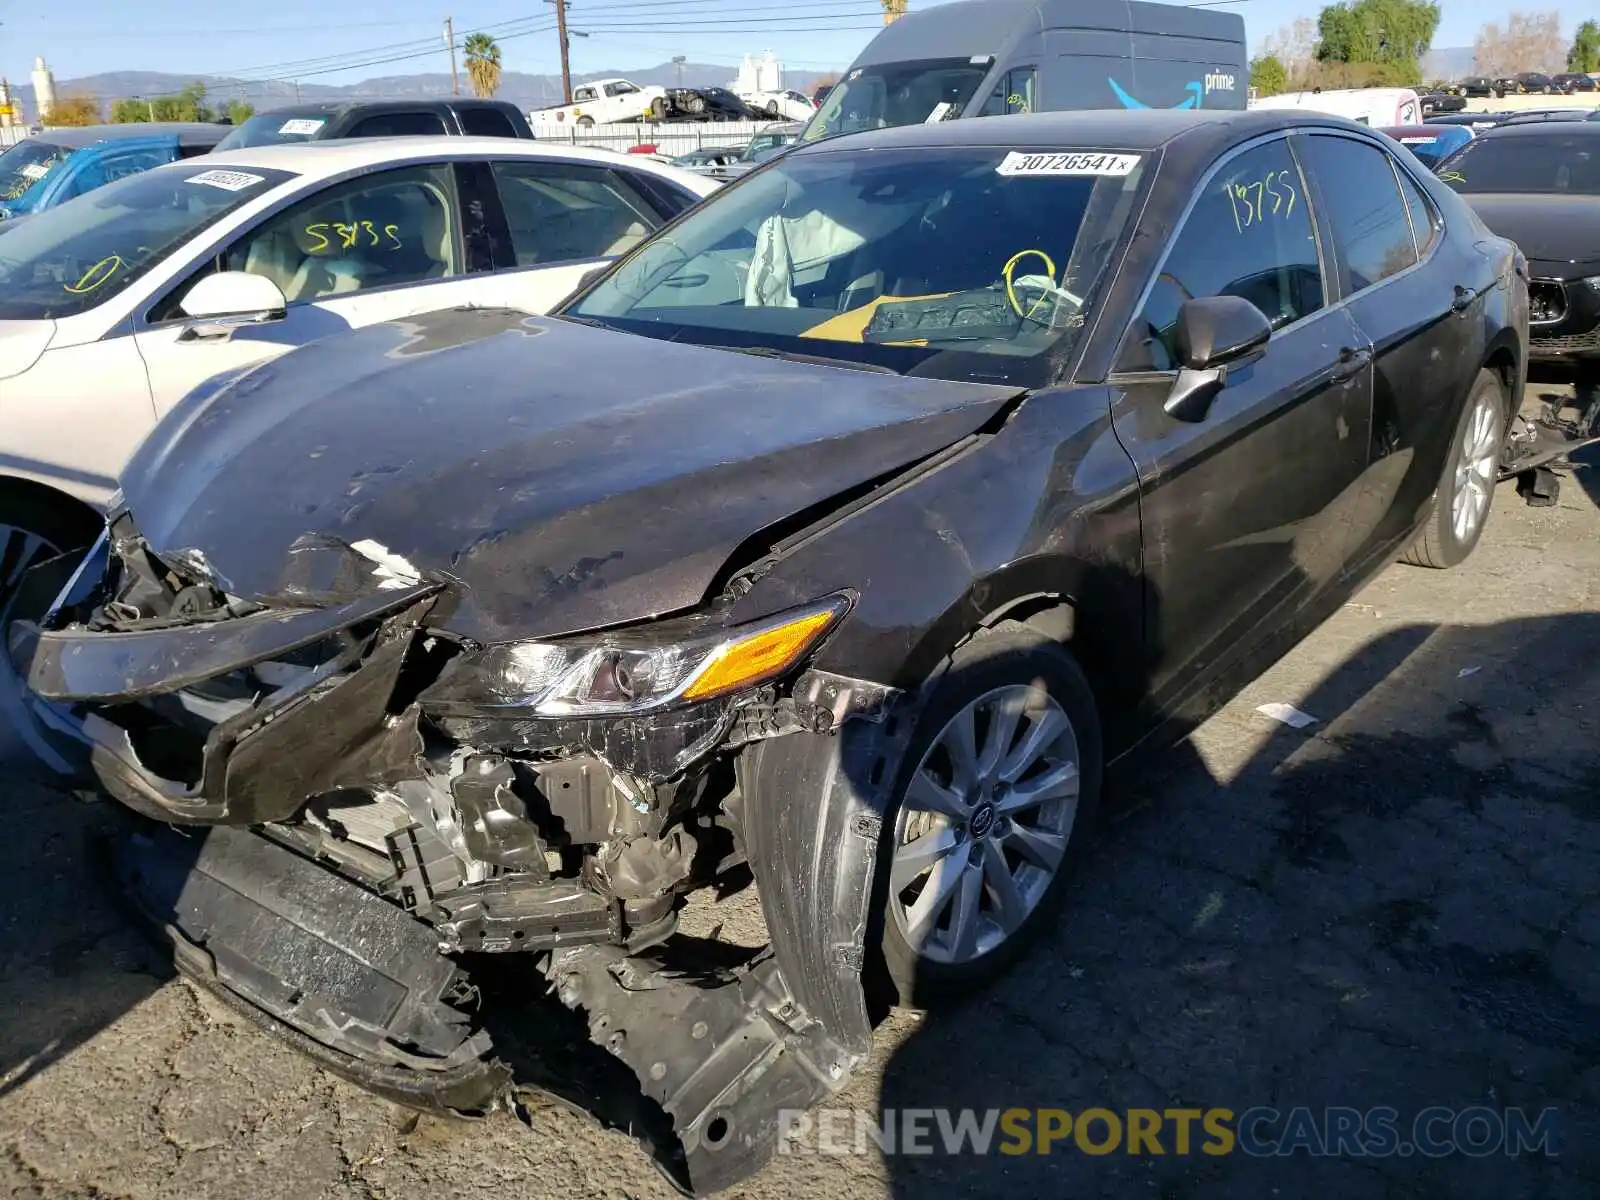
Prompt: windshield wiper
<box><xmin>702</xmin><ymin>344</ymin><xmax>901</xmax><ymax>375</ymax></box>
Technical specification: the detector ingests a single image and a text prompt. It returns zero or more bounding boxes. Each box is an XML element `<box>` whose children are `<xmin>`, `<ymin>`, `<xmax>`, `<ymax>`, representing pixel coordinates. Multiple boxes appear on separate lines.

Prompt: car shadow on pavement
<box><xmin>0</xmin><ymin>783</ymin><xmax>174</xmax><ymax>1099</ymax></box>
<box><xmin>871</xmin><ymin>611</ymin><xmax>1600</xmax><ymax>1200</ymax></box>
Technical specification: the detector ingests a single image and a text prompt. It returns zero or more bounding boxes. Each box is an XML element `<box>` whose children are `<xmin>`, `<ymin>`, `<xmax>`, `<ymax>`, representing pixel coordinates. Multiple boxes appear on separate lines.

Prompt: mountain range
<box><xmin>3</xmin><ymin>61</ymin><xmax>838</xmax><ymax>120</ymax></box>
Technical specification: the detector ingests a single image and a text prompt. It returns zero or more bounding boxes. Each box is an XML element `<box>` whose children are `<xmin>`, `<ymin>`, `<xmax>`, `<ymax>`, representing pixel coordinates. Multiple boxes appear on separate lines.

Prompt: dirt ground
<box><xmin>2</xmin><ymin>428</ymin><xmax>1597</xmax><ymax>1200</ymax></box>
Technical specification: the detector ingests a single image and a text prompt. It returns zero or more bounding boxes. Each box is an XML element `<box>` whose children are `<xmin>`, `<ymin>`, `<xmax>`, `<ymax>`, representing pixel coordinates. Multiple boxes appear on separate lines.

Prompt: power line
<box><xmin>215</xmin><ymin>0</ymin><xmax>881</xmax><ymax>79</ymax></box>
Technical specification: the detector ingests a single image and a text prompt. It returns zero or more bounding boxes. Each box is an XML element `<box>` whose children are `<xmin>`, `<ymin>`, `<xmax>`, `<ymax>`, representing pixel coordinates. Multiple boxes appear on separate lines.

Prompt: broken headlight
<box><xmin>422</xmin><ymin>594</ymin><xmax>851</xmax><ymax>718</ymax></box>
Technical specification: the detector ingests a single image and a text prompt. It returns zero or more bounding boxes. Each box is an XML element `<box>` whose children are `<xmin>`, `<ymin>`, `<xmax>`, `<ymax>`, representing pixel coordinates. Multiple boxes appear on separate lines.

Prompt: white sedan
<box><xmin>0</xmin><ymin>137</ymin><xmax>718</xmax><ymax>579</ymax></box>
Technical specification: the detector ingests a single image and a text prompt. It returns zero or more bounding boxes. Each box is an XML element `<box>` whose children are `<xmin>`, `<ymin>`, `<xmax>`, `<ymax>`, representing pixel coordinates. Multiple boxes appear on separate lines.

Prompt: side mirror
<box><xmin>1164</xmin><ymin>295</ymin><xmax>1273</xmax><ymax>422</ymax></box>
<box><xmin>179</xmin><ymin>271</ymin><xmax>288</xmax><ymax>326</ymax></box>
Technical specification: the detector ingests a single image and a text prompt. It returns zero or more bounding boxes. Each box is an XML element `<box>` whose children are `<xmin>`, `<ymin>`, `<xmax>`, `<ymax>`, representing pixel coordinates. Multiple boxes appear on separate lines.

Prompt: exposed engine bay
<box><xmin>10</xmin><ymin>507</ymin><xmax>908</xmax><ymax>1196</ymax></box>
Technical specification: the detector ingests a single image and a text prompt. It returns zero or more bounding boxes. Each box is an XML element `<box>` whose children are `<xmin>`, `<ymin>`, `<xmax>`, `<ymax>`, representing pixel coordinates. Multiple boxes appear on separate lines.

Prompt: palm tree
<box><xmin>464</xmin><ymin>33</ymin><xmax>503</xmax><ymax>99</ymax></box>
<box><xmin>881</xmin><ymin>0</ymin><xmax>907</xmax><ymax>23</ymax></box>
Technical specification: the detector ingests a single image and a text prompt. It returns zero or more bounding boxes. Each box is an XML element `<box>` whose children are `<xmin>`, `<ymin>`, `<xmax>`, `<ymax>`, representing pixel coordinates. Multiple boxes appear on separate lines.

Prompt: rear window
<box><xmin>348</xmin><ymin>112</ymin><xmax>449</xmax><ymax>137</ymax></box>
<box><xmin>459</xmin><ymin>108</ymin><xmax>519</xmax><ymax>138</ymax></box>
<box><xmin>1439</xmin><ymin>133</ymin><xmax>1600</xmax><ymax>194</ymax></box>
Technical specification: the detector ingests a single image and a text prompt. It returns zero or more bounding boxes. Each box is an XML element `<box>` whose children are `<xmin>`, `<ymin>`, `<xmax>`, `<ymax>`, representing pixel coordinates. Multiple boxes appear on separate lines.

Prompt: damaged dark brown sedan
<box><xmin>6</xmin><ymin>109</ymin><xmax>1527</xmax><ymax>1194</ymax></box>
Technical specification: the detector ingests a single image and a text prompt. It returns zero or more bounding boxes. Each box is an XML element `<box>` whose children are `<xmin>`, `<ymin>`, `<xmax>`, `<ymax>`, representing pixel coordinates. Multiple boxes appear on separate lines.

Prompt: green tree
<box><xmin>43</xmin><ymin>94</ymin><xmax>100</xmax><ymax>126</ymax></box>
<box><xmin>109</xmin><ymin>97</ymin><xmax>151</xmax><ymax>123</ymax></box>
<box><xmin>1250</xmin><ymin>54</ymin><xmax>1290</xmax><ymax>96</ymax></box>
<box><xmin>464</xmin><ymin>32</ymin><xmax>503</xmax><ymax>98</ymax></box>
<box><xmin>1315</xmin><ymin>0</ymin><xmax>1441</xmax><ymax>80</ymax></box>
<box><xmin>227</xmin><ymin>99</ymin><xmax>256</xmax><ymax>124</ymax></box>
<box><xmin>1570</xmin><ymin>19</ymin><xmax>1600</xmax><ymax>72</ymax></box>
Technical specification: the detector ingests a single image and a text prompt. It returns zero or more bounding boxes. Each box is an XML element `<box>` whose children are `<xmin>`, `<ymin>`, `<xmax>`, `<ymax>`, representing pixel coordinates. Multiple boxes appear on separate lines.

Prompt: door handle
<box><xmin>1330</xmin><ymin>346</ymin><xmax>1371</xmax><ymax>381</ymax></box>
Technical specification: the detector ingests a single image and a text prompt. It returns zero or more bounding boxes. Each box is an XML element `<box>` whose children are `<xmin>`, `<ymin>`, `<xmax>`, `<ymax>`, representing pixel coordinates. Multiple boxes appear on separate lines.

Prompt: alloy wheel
<box><xmin>890</xmin><ymin>684</ymin><xmax>1080</xmax><ymax>966</ymax></box>
<box><xmin>1452</xmin><ymin>388</ymin><xmax>1502</xmax><ymax>544</ymax></box>
<box><xmin>0</xmin><ymin>522</ymin><xmax>61</xmax><ymax>612</ymax></box>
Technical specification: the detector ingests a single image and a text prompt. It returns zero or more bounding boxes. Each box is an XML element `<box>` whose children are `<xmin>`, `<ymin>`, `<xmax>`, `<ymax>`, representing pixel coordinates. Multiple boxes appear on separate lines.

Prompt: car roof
<box><xmin>252</xmin><ymin>98</ymin><xmax>518</xmax><ymax>118</ymax></box>
<box><xmin>1476</xmin><ymin>118</ymin><xmax>1600</xmax><ymax>138</ymax></box>
<box><xmin>163</xmin><ymin>135</ymin><xmax>719</xmax><ymax>193</ymax></box>
<box><xmin>792</xmin><ymin>108</ymin><xmax>1364</xmax><ymax>156</ymax></box>
<box><xmin>35</xmin><ymin>122</ymin><xmax>228</xmax><ymax>149</ymax></box>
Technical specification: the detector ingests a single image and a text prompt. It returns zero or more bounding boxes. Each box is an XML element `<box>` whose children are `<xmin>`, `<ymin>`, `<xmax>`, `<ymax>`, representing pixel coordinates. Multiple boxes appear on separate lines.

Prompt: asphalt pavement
<box><xmin>2</xmin><ymin>434</ymin><xmax>1597</xmax><ymax>1200</ymax></box>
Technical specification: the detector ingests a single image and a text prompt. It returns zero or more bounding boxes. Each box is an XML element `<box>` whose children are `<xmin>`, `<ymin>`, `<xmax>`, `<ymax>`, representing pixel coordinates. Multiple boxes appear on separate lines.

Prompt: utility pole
<box><xmin>554</xmin><ymin>0</ymin><xmax>573</xmax><ymax>102</ymax></box>
<box><xmin>444</xmin><ymin>16</ymin><xmax>460</xmax><ymax>95</ymax></box>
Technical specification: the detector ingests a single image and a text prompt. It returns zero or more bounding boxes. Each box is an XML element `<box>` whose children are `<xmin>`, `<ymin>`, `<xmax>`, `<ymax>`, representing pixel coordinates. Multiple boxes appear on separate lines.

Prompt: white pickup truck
<box><xmin>537</xmin><ymin>78</ymin><xmax>674</xmax><ymax>127</ymax></box>
<box><xmin>737</xmin><ymin>89</ymin><xmax>817</xmax><ymax>121</ymax></box>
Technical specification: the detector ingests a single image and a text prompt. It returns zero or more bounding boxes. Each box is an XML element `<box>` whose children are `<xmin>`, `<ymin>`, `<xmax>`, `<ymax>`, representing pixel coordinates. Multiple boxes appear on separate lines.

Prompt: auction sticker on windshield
<box><xmin>186</xmin><ymin>169</ymin><xmax>266</xmax><ymax>191</ymax></box>
<box><xmin>996</xmin><ymin>151</ymin><xmax>1141</xmax><ymax>177</ymax></box>
<box><xmin>19</xmin><ymin>163</ymin><xmax>49</xmax><ymax>180</ymax></box>
<box><xmin>279</xmin><ymin>118</ymin><xmax>326</xmax><ymax>136</ymax></box>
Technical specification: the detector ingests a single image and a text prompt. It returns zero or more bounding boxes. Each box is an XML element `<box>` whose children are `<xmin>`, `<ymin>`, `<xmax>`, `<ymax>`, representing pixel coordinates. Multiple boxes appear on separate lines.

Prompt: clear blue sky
<box><xmin>0</xmin><ymin>0</ymin><xmax>1589</xmax><ymax>95</ymax></box>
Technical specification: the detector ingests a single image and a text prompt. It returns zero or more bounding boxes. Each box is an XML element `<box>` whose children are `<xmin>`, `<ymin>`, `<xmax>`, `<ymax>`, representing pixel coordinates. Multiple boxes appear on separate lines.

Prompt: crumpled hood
<box><xmin>120</xmin><ymin>307</ymin><xmax>1022</xmax><ymax>642</ymax></box>
<box><xmin>1463</xmin><ymin>194</ymin><xmax>1600</xmax><ymax>273</ymax></box>
<box><xmin>0</xmin><ymin>319</ymin><xmax>54</xmax><ymax>381</ymax></box>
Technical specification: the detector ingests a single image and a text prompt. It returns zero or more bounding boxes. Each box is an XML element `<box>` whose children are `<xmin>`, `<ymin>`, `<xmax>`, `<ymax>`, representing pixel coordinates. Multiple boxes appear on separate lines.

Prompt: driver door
<box><xmin>1107</xmin><ymin>134</ymin><xmax>1374</xmax><ymax>722</ymax></box>
<box><xmin>132</xmin><ymin>163</ymin><xmax>475</xmax><ymax>416</ymax></box>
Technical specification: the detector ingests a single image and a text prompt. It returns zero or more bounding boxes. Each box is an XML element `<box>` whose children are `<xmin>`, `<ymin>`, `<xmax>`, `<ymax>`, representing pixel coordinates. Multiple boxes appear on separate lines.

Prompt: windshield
<box><xmin>0</xmin><ymin>162</ymin><xmax>294</xmax><ymax>320</ymax></box>
<box><xmin>0</xmin><ymin>140</ymin><xmax>71</xmax><ymax>207</ymax></box>
<box><xmin>801</xmin><ymin>58</ymin><xmax>993</xmax><ymax>142</ymax></box>
<box><xmin>215</xmin><ymin>112</ymin><xmax>332</xmax><ymax>150</ymax></box>
<box><xmin>1438</xmin><ymin>134</ymin><xmax>1600</xmax><ymax>194</ymax></box>
<box><xmin>567</xmin><ymin>145</ymin><xmax>1147</xmax><ymax>387</ymax></box>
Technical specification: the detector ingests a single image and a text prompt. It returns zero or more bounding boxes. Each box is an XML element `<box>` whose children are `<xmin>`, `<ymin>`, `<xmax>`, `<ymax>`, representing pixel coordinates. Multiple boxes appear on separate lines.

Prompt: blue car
<box><xmin>1380</xmin><ymin>123</ymin><xmax>1474</xmax><ymax>169</ymax></box>
<box><xmin>0</xmin><ymin>122</ymin><xmax>228</xmax><ymax>222</ymax></box>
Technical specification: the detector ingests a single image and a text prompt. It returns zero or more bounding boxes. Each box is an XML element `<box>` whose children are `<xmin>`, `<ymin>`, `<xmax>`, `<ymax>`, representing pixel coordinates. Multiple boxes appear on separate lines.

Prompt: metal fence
<box><xmin>527</xmin><ymin>119</ymin><xmax>770</xmax><ymax>157</ymax></box>
<box><xmin>0</xmin><ymin>125</ymin><xmax>24</xmax><ymax>148</ymax></box>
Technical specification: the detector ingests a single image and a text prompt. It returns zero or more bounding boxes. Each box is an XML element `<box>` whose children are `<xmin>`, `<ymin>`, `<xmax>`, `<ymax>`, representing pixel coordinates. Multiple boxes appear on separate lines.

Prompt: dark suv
<box><xmin>215</xmin><ymin>99</ymin><xmax>533</xmax><ymax>150</ymax></box>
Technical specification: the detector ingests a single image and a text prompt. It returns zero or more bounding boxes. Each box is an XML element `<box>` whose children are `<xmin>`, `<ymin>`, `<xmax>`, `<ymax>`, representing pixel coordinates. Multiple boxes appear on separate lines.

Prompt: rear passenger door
<box><xmin>1107</xmin><ymin>134</ymin><xmax>1374</xmax><ymax>720</ymax></box>
<box><xmin>464</xmin><ymin>158</ymin><xmax>678</xmax><ymax>312</ymax></box>
<box><xmin>1294</xmin><ymin>132</ymin><xmax>1472</xmax><ymax>566</ymax></box>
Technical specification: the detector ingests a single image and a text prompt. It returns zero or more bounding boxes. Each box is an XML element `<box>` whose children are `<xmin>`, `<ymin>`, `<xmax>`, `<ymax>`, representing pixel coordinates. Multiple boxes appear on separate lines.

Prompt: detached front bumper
<box><xmin>7</xmin><ymin>528</ymin><xmax>907</xmax><ymax>1196</ymax></box>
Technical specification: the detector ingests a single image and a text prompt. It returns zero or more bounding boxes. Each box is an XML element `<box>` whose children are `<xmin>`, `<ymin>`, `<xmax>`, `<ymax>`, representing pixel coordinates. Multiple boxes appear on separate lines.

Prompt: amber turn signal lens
<box><xmin>681</xmin><ymin>607</ymin><xmax>841</xmax><ymax>702</ymax></box>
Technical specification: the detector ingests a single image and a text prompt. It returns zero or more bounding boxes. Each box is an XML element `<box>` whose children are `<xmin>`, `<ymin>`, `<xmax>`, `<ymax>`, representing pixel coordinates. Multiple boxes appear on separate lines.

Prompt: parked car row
<box><xmin>1448</xmin><ymin>72</ymin><xmax>1600</xmax><ymax>98</ymax></box>
<box><xmin>6</xmin><ymin>6</ymin><xmax>1595</xmax><ymax>1197</ymax></box>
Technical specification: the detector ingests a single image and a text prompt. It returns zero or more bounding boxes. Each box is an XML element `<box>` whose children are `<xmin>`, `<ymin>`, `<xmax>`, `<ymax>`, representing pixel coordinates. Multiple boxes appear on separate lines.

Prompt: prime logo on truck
<box><xmin>803</xmin><ymin>0</ymin><xmax>1247</xmax><ymax>141</ymax></box>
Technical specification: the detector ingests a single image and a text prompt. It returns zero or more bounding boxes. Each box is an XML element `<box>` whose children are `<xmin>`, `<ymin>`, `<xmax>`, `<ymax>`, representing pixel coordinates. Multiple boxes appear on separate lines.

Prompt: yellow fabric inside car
<box><xmin>799</xmin><ymin>292</ymin><xmax>952</xmax><ymax>345</ymax></box>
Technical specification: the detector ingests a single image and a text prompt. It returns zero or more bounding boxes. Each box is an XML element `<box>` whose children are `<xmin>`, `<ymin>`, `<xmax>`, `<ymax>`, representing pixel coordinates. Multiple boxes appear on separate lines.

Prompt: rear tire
<box><xmin>874</xmin><ymin>624</ymin><xmax>1102</xmax><ymax>1010</ymax></box>
<box><xmin>1402</xmin><ymin>369</ymin><xmax>1508</xmax><ymax>569</ymax></box>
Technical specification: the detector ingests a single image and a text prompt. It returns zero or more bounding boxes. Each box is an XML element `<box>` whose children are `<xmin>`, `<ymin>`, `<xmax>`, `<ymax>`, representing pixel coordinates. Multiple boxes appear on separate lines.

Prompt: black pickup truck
<box><xmin>214</xmin><ymin>98</ymin><xmax>533</xmax><ymax>149</ymax></box>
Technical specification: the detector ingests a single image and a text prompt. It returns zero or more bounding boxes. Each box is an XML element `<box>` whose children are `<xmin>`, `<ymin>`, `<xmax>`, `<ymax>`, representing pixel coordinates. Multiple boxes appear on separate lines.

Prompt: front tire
<box><xmin>1402</xmin><ymin>369</ymin><xmax>1508</xmax><ymax>569</ymax></box>
<box><xmin>0</xmin><ymin>490</ymin><xmax>100</xmax><ymax>614</ymax></box>
<box><xmin>875</xmin><ymin>624</ymin><xmax>1102</xmax><ymax>1010</ymax></box>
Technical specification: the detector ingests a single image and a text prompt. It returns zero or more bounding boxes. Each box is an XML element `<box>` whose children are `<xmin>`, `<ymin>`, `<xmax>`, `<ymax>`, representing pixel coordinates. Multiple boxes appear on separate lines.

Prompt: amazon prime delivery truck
<box><xmin>802</xmin><ymin>0</ymin><xmax>1247</xmax><ymax>142</ymax></box>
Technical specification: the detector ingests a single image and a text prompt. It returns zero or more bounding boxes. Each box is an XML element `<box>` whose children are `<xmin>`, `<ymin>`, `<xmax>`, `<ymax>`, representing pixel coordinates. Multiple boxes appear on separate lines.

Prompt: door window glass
<box><xmin>1122</xmin><ymin>138</ymin><xmax>1323</xmax><ymax>372</ymax></box>
<box><xmin>980</xmin><ymin>67</ymin><xmax>1039</xmax><ymax>116</ymax></box>
<box><xmin>1394</xmin><ymin>166</ymin><xmax>1439</xmax><ymax>257</ymax></box>
<box><xmin>459</xmin><ymin>107</ymin><xmax>519</xmax><ymax>137</ymax></box>
<box><xmin>55</xmin><ymin>146</ymin><xmax>174</xmax><ymax>202</ymax></box>
<box><xmin>222</xmin><ymin>164</ymin><xmax>459</xmax><ymax>303</ymax></box>
<box><xmin>346</xmin><ymin>111</ymin><xmax>449</xmax><ymax>137</ymax></box>
<box><xmin>491</xmin><ymin>160</ymin><xmax>661</xmax><ymax>265</ymax></box>
<box><xmin>1304</xmin><ymin>135</ymin><xmax>1418</xmax><ymax>294</ymax></box>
